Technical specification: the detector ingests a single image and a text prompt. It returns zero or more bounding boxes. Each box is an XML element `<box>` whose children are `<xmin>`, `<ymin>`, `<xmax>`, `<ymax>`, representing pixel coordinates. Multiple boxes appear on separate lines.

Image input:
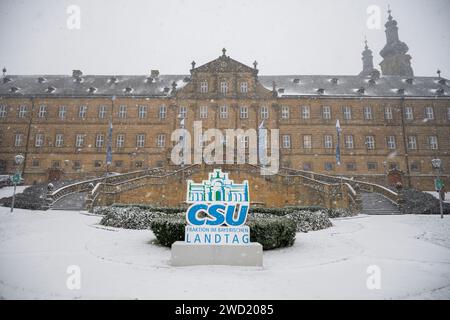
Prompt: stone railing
<box><xmin>281</xmin><ymin>167</ymin><xmax>401</xmax><ymax>206</ymax></box>
<box><xmin>46</xmin><ymin>168</ymin><xmax>165</xmax><ymax>207</ymax></box>
<box><xmin>86</xmin><ymin>164</ymin><xmax>199</xmax><ymax>210</ymax></box>
<box><xmin>248</xmin><ymin>164</ymin><xmax>361</xmax><ymax>212</ymax></box>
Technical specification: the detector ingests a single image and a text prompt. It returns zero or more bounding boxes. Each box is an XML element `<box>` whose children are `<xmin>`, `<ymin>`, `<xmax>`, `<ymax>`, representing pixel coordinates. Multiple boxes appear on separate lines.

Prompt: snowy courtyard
<box><xmin>1</xmin><ymin>195</ymin><xmax>449</xmax><ymax>299</ymax></box>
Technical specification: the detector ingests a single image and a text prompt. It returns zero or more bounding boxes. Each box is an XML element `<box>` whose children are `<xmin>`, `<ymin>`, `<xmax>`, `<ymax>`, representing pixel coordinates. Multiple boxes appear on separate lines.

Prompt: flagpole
<box><xmin>258</xmin><ymin>120</ymin><xmax>266</xmax><ymax>172</ymax></box>
<box><xmin>104</xmin><ymin>97</ymin><xmax>114</xmax><ymax>190</ymax></box>
<box><xmin>336</xmin><ymin>119</ymin><xmax>343</xmax><ymax>192</ymax></box>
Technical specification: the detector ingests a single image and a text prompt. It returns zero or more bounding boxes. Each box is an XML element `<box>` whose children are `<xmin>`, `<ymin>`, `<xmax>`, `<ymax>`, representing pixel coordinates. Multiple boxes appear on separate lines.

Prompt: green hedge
<box><xmin>150</xmin><ymin>217</ymin><xmax>185</xmax><ymax>247</ymax></box>
<box><xmin>247</xmin><ymin>218</ymin><xmax>296</xmax><ymax>250</ymax></box>
<box><xmin>149</xmin><ymin>216</ymin><xmax>296</xmax><ymax>250</ymax></box>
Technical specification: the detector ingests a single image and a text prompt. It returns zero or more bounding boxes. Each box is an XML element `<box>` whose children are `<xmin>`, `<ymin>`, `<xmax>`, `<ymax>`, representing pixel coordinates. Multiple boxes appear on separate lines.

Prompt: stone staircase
<box><xmin>360</xmin><ymin>192</ymin><xmax>401</xmax><ymax>215</ymax></box>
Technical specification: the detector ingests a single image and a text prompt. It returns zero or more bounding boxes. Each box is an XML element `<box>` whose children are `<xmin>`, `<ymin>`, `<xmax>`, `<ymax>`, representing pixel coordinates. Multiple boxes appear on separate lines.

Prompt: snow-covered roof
<box><xmin>259</xmin><ymin>75</ymin><xmax>449</xmax><ymax>98</ymax></box>
<box><xmin>0</xmin><ymin>75</ymin><xmax>190</xmax><ymax>97</ymax></box>
<box><xmin>0</xmin><ymin>74</ymin><xmax>448</xmax><ymax>98</ymax></box>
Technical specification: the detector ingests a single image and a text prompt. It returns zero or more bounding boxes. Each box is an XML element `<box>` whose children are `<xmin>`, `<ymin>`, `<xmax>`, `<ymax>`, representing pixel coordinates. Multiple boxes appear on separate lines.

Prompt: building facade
<box><xmin>0</xmin><ymin>11</ymin><xmax>449</xmax><ymax>190</ymax></box>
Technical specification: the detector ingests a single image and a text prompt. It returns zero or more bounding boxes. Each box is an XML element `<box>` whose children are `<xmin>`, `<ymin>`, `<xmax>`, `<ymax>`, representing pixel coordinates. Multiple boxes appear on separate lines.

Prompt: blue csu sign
<box><xmin>185</xmin><ymin>169</ymin><xmax>250</xmax><ymax>245</ymax></box>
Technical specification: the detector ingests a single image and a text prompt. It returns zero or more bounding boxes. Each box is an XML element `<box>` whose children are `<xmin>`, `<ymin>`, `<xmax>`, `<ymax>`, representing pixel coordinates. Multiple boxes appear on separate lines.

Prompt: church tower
<box><xmin>359</xmin><ymin>38</ymin><xmax>380</xmax><ymax>77</ymax></box>
<box><xmin>379</xmin><ymin>7</ymin><xmax>414</xmax><ymax>77</ymax></box>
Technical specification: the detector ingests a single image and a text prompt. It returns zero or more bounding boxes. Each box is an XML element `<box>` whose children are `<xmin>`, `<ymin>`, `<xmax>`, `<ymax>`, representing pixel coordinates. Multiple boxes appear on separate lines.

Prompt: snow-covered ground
<box><xmin>0</xmin><ymin>186</ymin><xmax>30</xmax><ymax>199</ymax></box>
<box><xmin>0</xmin><ymin>207</ymin><xmax>449</xmax><ymax>299</ymax></box>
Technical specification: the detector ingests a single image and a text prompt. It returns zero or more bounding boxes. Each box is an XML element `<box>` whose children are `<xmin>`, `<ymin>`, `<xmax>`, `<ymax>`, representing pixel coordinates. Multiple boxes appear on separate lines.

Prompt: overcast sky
<box><xmin>0</xmin><ymin>0</ymin><xmax>448</xmax><ymax>76</ymax></box>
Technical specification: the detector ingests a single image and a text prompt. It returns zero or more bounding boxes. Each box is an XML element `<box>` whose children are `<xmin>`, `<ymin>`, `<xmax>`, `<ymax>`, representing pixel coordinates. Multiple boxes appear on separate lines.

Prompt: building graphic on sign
<box><xmin>186</xmin><ymin>169</ymin><xmax>249</xmax><ymax>203</ymax></box>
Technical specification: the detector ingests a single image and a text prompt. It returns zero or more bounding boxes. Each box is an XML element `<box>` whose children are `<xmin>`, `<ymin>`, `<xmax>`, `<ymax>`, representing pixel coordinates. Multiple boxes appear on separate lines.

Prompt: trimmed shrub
<box><xmin>99</xmin><ymin>205</ymin><xmax>333</xmax><ymax>250</ymax></box>
<box><xmin>326</xmin><ymin>208</ymin><xmax>356</xmax><ymax>218</ymax></box>
<box><xmin>285</xmin><ymin>210</ymin><xmax>333</xmax><ymax>232</ymax></box>
<box><xmin>247</xmin><ymin>218</ymin><xmax>296</xmax><ymax>250</ymax></box>
<box><xmin>103</xmin><ymin>203</ymin><xmax>355</xmax><ymax>219</ymax></box>
<box><xmin>149</xmin><ymin>216</ymin><xmax>296</xmax><ymax>250</ymax></box>
<box><xmin>99</xmin><ymin>207</ymin><xmax>182</xmax><ymax>229</ymax></box>
<box><xmin>150</xmin><ymin>217</ymin><xmax>186</xmax><ymax>247</ymax></box>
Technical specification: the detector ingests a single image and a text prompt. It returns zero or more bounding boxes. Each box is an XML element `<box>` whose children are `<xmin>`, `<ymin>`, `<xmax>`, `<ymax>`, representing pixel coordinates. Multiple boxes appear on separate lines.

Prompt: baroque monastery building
<box><xmin>0</xmin><ymin>10</ymin><xmax>449</xmax><ymax>190</ymax></box>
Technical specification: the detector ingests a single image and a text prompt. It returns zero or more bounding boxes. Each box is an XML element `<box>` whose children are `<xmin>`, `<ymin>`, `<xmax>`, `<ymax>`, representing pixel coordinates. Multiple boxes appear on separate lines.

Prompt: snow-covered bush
<box><xmin>284</xmin><ymin>210</ymin><xmax>333</xmax><ymax>232</ymax></box>
<box><xmin>248</xmin><ymin>209</ymin><xmax>333</xmax><ymax>232</ymax></box>
<box><xmin>99</xmin><ymin>206</ymin><xmax>177</xmax><ymax>229</ymax></box>
<box><xmin>0</xmin><ymin>184</ymin><xmax>48</xmax><ymax>210</ymax></box>
<box><xmin>400</xmin><ymin>189</ymin><xmax>449</xmax><ymax>215</ymax></box>
<box><xmin>326</xmin><ymin>208</ymin><xmax>355</xmax><ymax>218</ymax></box>
<box><xmin>149</xmin><ymin>216</ymin><xmax>297</xmax><ymax>250</ymax></box>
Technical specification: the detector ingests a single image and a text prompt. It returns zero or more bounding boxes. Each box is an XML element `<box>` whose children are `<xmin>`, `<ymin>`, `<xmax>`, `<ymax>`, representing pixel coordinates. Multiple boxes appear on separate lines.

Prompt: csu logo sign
<box><xmin>186</xmin><ymin>169</ymin><xmax>250</xmax><ymax>226</ymax></box>
<box><xmin>184</xmin><ymin>169</ymin><xmax>251</xmax><ymax>245</ymax></box>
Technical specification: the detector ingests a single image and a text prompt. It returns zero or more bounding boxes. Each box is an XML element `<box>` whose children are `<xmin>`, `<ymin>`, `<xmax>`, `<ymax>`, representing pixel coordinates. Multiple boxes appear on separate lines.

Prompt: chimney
<box><xmin>151</xmin><ymin>70</ymin><xmax>159</xmax><ymax>78</ymax></box>
<box><xmin>72</xmin><ymin>70</ymin><xmax>83</xmax><ymax>78</ymax></box>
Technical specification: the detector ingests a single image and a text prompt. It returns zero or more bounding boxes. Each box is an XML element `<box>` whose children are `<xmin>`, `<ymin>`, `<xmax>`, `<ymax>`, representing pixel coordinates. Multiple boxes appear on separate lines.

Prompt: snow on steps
<box><xmin>360</xmin><ymin>192</ymin><xmax>402</xmax><ymax>215</ymax></box>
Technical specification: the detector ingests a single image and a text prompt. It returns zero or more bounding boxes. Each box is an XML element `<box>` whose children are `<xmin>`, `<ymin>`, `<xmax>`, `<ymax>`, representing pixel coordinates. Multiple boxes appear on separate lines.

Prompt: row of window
<box><xmin>30</xmin><ymin>158</ymin><xmax>423</xmax><ymax>173</ymax></box>
<box><xmin>299</xmin><ymin>160</ymin><xmax>422</xmax><ymax>172</ymax></box>
<box><xmin>10</xmin><ymin>133</ymin><xmax>167</xmax><ymax>148</ymax></box>
<box><xmin>4</xmin><ymin>132</ymin><xmax>441</xmax><ymax>151</ymax></box>
<box><xmin>0</xmin><ymin>104</ymin><xmax>162</xmax><ymax>119</ymax></box>
<box><xmin>2</xmin><ymin>104</ymin><xmax>449</xmax><ymax>121</ymax></box>
<box><xmin>199</xmin><ymin>80</ymin><xmax>248</xmax><ymax>94</ymax></box>
<box><xmin>279</xmin><ymin>134</ymin><xmax>440</xmax><ymax>150</ymax></box>
<box><xmin>31</xmin><ymin>159</ymin><xmax>164</xmax><ymax>170</ymax></box>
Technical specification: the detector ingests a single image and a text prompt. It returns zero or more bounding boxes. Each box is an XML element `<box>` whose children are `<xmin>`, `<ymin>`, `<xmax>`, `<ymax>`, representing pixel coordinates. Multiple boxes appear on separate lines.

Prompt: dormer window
<box><xmin>109</xmin><ymin>77</ymin><xmax>118</xmax><ymax>84</ymax></box>
<box><xmin>2</xmin><ymin>77</ymin><xmax>11</xmax><ymax>84</ymax></box>
<box><xmin>145</xmin><ymin>77</ymin><xmax>154</xmax><ymax>84</ymax></box>
<box><xmin>240</xmin><ymin>82</ymin><xmax>248</xmax><ymax>93</ymax></box>
<box><xmin>293</xmin><ymin>78</ymin><xmax>300</xmax><ymax>84</ymax></box>
<box><xmin>88</xmin><ymin>87</ymin><xmax>97</xmax><ymax>94</ymax></box>
<box><xmin>368</xmin><ymin>79</ymin><xmax>377</xmax><ymax>85</ymax></box>
<box><xmin>46</xmin><ymin>86</ymin><xmax>56</xmax><ymax>93</ymax></box>
<box><xmin>405</xmin><ymin>78</ymin><xmax>414</xmax><ymax>85</ymax></box>
<box><xmin>200</xmin><ymin>80</ymin><xmax>208</xmax><ymax>93</ymax></box>
<box><xmin>10</xmin><ymin>86</ymin><xmax>19</xmax><ymax>93</ymax></box>
<box><xmin>220</xmin><ymin>81</ymin><xmax>228</xmax><ymax>94</ymax></box>
<box><xmin>438</xmin><ymin>78</ymin><xmax>446</xmax><ymax>86</ymax></box>
<box><xmin>38</xmin><ymin>77</ymin><xmax>47</xmax><ymax>84</ymax></box>
<box><xmin>316</xmin><ymin>88</ymin><xmax>325</xmax><ymax>94</ymax></box>
<box><xmin>356</xmin><ymin>87</ymin><xmax>365</xmax><ymax>95</ymax></box>
<box><xmin>331</xmin><ymin>78</ymin><xmax>339</xmax><ymax>84</ymax></box>
<box><xmin>124</xmin><ymin>87</ymin><xmax>133</xmax><ymax>93</ymax></box>
<box><xmin>435</xmin><ymin>88</ymin><xmax>444</xmax><ymax>96</ymax></box>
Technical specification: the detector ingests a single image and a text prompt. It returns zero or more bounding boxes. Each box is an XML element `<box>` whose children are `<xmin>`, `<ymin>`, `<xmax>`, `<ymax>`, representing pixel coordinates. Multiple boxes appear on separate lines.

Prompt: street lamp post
<box><xmin>10</xmin><ymin>154</ymin><xmax>25</xmax><ymax>213</ymax></box>
<box><xmin>431</xmin><ymin>158</ymin><xmax>444</xmax><ymax>219</ymax></box>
